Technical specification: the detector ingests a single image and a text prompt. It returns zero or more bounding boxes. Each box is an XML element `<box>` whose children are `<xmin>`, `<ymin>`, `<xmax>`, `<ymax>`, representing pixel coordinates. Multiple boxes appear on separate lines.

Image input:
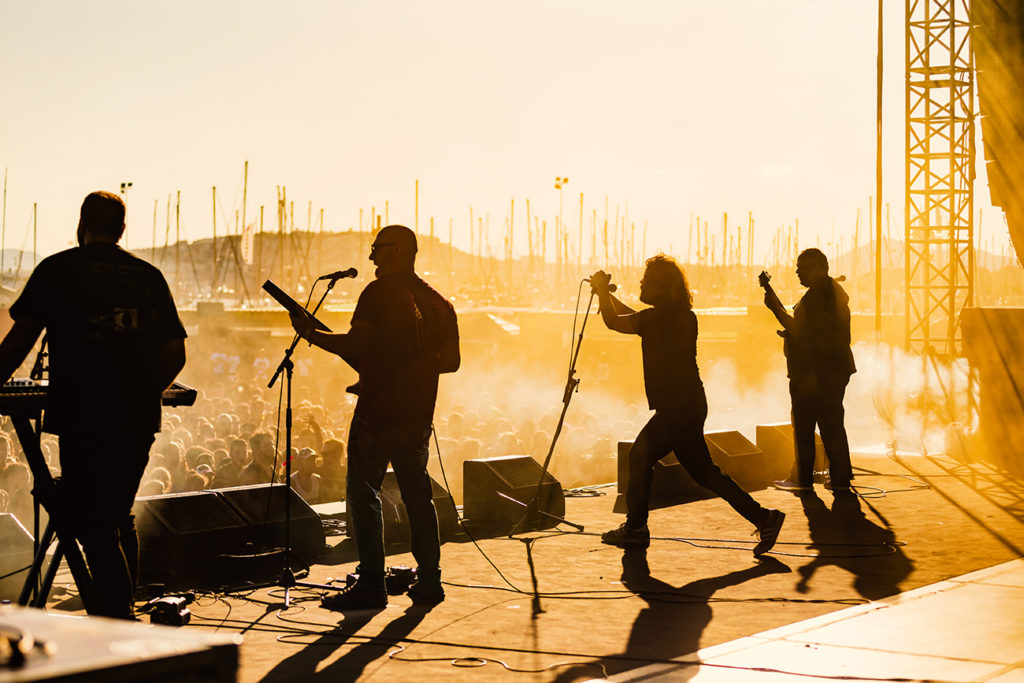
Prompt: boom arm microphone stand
<box><xmin>505</xmin><ymin>283</ymin><xmax>601</xmax><ymax>536</ymax></box>
<box><xmin>267</xmin><ymin>278</ymin><xmax>344</xmax><ymax>608</ymax></box>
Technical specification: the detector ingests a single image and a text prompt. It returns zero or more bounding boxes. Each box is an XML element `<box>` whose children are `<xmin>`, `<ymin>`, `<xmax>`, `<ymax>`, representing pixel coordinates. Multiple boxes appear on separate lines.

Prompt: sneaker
<box><xmin>824</xmin><ymin>480</ymin><xmax>852</xmax><ymax>494</ymax></box>
<box><xmin>601</xmin><ymin>523</ymin><xmax>650</xmax><ymax>548</ymax></box>
<box><xmin>753</xmin><ymin>509</ymin><xmax>785</xmax><ymax>556</ymax></box>
<box><xmin>407</xmin><ymin>580</ymin><xmax>445</xmax><ymax>606</ymax></box>
<box><xmin>321</xmin><ymin>582</ymin><xmax>387</xmax><ymax>612</ymax></box>
<box><xmin>773</xmin><ymin>478</ymin><xmax>812</xmax><ymax>493</ymax></box>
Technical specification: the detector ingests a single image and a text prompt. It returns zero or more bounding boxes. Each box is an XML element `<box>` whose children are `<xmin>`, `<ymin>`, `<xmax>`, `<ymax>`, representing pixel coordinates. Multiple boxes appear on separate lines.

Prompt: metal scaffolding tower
<box><xmin>905</xmin><ymin>0</ymin><xmax>975</xmax><ymax>359</ymax></box>
<box><xmin>905</xmin><ymin>0</ymin><xmax>976</xmax><ymax>434</ymax></box>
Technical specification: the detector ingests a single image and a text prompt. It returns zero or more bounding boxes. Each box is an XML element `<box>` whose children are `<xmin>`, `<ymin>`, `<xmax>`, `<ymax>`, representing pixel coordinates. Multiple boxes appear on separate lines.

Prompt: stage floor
<box><xmin>42</xmin><ymin>451</ymin><xmax>1024</xmax><ymax>681</ymax></box>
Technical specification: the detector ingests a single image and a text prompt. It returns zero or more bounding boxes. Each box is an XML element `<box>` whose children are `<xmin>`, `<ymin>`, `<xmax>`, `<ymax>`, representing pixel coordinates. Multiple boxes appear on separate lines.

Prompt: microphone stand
<box><xmin>268</xmin><ymin>277</ymin><xmax>343</xmax><ymax>608</ymax></box>
<box><xmin>505</xmin><ymin>288</ymin><xmax>596</xmax><ymax>536</ymax></box>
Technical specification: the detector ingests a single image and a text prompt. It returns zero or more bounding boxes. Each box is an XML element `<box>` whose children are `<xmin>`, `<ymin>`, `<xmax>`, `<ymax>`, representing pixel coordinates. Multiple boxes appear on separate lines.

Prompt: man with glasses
<box><xmin>290</xmin><ymin>224</ymin><xmax>459</xmax><ymax>610</ymax></box>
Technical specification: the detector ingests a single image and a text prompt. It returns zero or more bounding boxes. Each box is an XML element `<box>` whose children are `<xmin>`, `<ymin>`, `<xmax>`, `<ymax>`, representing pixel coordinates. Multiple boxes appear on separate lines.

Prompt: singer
<box><xmin>290</xmin><ymin>224</ymin><xmax>459</xmax><ymax>610</ymax></box>
<box><xmin>589</xmin><ymin>255</ymin><xmax>784</xmax><ymax>554</ymax></box>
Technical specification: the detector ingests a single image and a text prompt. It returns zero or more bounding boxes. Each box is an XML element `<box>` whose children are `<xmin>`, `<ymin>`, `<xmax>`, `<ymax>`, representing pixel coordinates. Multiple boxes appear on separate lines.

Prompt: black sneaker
<box><xmin>824</xmin><ymin>480</ymin><xmax>852</xmax><ymax>494</ymax></box>
<box><xmin>773</xmin><ymin>478</ymin><xmax>812</xmax><ymax>493</ymax></box>
<box><xmin>321</xmin><ymin>582</ymin><xmax>387</xmax><ymax>612</ymax></box>
<box><xmin>407</xmin><ymin>580</ymin><xmax>445</xmax><ymax>606</ymax></box>
<box><xmin>601</xmin><ymin>523</ymin><xmax>651</xmax><ymax>548</ymax></box>
<box><xmin>753</xmin><ymin>509</ymin><xmax>785</xmax><ymax>556</ymax></box>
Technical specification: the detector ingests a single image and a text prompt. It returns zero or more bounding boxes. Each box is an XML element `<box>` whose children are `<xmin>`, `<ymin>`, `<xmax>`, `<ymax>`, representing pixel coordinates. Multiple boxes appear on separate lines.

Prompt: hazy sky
<box><xmin>0</xmin><ymin>0</ymin><xmax>1010</xmax><ymax>263</ymax></box>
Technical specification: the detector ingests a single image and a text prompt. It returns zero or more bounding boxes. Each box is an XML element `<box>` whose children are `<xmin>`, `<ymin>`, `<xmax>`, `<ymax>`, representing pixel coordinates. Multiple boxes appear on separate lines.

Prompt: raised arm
<box><xmin>591</xmin><ymin>270</ymin><xmax>637</xmax><ymax>335</ymax></box>
<box><xmin>762</xmin><ymin>281</ymin><xmax>795</xmax><ymax>334</ymax></box>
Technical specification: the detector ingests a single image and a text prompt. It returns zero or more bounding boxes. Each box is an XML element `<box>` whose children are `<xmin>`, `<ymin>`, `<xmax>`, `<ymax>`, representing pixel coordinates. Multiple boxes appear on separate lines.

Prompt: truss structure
<box><xmin>905</xmin><ymin>0</ymin><xmax>975</xmax><ymax>360</ymax></box>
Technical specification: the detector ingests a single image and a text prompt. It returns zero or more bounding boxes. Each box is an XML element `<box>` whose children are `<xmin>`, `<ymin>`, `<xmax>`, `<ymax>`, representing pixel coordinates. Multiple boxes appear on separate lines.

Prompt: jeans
<box><xmin>346</xmin><ymin>416</ymin><xmax>440</xmax><ymax>587</ymax></box>
<box><xmin>58</xmin><ymin>431</ymin><xmax>154</xmax><ymax>619</ymax></box>
<box><xmin>626</xmin><ymin>399</ymin><xmax>766</xmax><ymax>529</ymax></box>
<box><xmin>789</xmin><ymin>373</ymin><xmax>852</xmax><ymax>487</ymax></box>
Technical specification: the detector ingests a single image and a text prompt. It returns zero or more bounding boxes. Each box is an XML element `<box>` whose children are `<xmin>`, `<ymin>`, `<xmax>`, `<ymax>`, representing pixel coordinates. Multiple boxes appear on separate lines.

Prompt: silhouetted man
<box><xmin>763</xmin><ymin>247</ymin><xmax>856</xmax><ymax>493</ymax></box>
<box><xmin>591</xmin><ymin>255</ymin><xmax>784</xmax><ymax>555</ymax></box>
<box><xmin>0</xmin><ymin>191</ymin><xmax>186</xmax><ymax>619</ymax></box>
<box><xmin>290</xmin><ymin>224</ymin><xmax>459</xmax><ymax>610</ymax></box>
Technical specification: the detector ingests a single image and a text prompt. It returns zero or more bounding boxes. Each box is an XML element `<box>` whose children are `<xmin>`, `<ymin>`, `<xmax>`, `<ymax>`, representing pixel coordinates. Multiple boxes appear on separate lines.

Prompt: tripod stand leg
<box><xmin>31</xmin><ymin>541</ymin><xmax>65</xmax><ymax>609</ymax></box>
<box><xmin>18</xmin><ymin>521</ymin><xmax>55</xmax><ymax>606</ymax></box>
<box><xmin>10</xmin><ymin>415</ymin><xmax>97</xmax><ymax>613</ymax></box>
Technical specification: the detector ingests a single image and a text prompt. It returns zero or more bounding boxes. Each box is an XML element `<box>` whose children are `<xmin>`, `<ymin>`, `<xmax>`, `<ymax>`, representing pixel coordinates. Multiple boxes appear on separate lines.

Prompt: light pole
<box><xmin>554</xmin><ymin>176</ymin><xmax>568</xmax><ymax>276</ymax></box>
<box><xmin>119</xmin><ymin>182</ymin><xmax>133</xmax><ymax>250</ymax></box>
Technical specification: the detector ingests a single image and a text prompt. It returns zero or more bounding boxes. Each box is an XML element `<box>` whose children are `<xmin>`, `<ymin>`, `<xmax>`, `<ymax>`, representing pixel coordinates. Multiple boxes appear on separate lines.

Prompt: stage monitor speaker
<box><xmin>216</xmin><ymin>483</ymin><xmax>326</xmax><ymax>565</ymax></box>
<box><xmin>616</xmin><ymin>441</ymin><xmax>711</xmax><ymax>512</ymax></box>
<box><xmin>0</xmin><ymin>513</ymin><xmax>33</xmax><ymax>601</ymax></box>
<box><xmin>755</xmin><ymin>422</ymin><xmax>827</xmax><ymax>479</ymax></box>
<box><xmin>345</xmin><ymin>469</ymin><xmax>459</xmax><ymax>544</ymax></box>
<box><xmin>615</xmin><ymin>430</ymin><xmax>775</xmax><ymax>513</ymax></box>
<box><xmin>462</xmin><ymin>455</ymin><xmax>564</xmax><ymax>532</ymax></box>
<box><xmin>704</xmin><ymin>430</ymin><xmax>773</xmax><ymax>490</ymax></box>
<box><xmin>133</xmin><ymin>490</ymin><xmax>248</xmax><ymax>588</ymax></box>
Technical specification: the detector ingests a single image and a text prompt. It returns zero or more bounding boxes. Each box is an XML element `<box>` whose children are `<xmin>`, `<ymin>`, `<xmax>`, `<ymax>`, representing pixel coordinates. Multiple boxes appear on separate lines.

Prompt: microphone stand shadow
<box><xmin>503</xmin><ymin>286</ymin><xmax>598</xmax><ymax>615</ymax></box>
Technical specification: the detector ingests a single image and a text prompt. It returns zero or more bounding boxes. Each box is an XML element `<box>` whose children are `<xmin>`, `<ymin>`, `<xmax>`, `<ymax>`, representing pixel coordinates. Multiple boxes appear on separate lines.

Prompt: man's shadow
<box><xmin>260</xmin><ymin>604</ymin><xmax>430</xmax><ymax>682</ymax></box>
<box><xmin>553</xmin><ymin>548</ymin><xmax>790</xmax><ymax>682</ymax></box>
<box><xmin>796</xmin><ymin>492</ymin><xmax>914</xmax><ymax>600</ymax></box>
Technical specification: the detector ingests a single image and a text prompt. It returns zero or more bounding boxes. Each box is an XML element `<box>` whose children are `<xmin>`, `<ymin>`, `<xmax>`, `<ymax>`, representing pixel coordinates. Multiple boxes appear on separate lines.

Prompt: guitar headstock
<box><xmin>758</xmin><ymin>270</ymin><xmax>771</xmax><ymax>289</ymax></box>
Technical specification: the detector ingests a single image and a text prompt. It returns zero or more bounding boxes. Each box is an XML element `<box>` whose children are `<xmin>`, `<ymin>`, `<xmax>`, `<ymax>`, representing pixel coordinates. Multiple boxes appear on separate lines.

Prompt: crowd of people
<box><xmin>130</xmin><ymin>365</ymin><xmax>643</xmax><ymax>507</ymax></box>
<box><xmin>0</xmin><ymin>345</ymin><xmax>646</xmax><ymax>535</ymax></box>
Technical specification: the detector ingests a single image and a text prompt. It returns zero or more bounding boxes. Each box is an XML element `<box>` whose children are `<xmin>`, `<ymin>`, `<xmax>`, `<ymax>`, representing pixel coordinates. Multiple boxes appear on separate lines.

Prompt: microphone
<box><xmin>316</xmin><ymin>268</ymin><xmax>358</xmax><ymax>281</ymax></box>
<box><xmin>584</xmin><ymin>278</ymin><xmax>617</xmax><ymax>292</ymax></box>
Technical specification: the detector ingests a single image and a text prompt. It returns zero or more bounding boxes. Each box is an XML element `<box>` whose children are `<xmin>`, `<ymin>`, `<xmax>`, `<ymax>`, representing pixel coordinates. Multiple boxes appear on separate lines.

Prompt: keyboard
<box><xmin>0</xmin><ymin>379</ymin><xmax>198</xmax><ymax>413</ymax></box>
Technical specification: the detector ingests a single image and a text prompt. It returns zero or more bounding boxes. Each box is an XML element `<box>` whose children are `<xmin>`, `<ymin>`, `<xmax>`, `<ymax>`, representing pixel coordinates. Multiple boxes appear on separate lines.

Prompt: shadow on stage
<box><xmin>796</xmin><ymin>491</ymin><xmax>914</xmax><ymax>601</ymax></box>
<box><xmin>259</xmin><ymin>603</ymin><xmax>432</xmax><ymax>682</ymax></box>
<box><xmin>552</xmin><ymin>548</ymin><xmax>791</xmax><ymax>682</ymax></box>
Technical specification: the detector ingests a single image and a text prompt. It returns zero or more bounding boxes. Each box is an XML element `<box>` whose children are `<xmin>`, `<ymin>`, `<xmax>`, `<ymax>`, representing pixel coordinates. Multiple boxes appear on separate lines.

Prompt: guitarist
<box><xmin>290</xmin><ymin>224</ymin><xmax>459</xmax><ymax>610</ymax></box>
<box><xmin>761</xmin><ymin>248</ymin><xmax>856</xmax><ymax>494</ymax></box>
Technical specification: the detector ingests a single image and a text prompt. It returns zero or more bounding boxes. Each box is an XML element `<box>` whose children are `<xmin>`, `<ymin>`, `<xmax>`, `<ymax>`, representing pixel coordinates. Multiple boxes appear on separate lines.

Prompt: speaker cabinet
<box><xmin>133</xmin><ymin>484</ymin><xmax>326</xmax><ymax>590</ymax></box>
<box><xmin>217</xmin><ymin>483</ymin><xmax>326</xmax><ymax>565</ymax></box>
<box><xmin>755</xmin><ymin>422</ymin><xmax>827</xmax><ymax>479</ymax></box>
<box><xmin>345</xmin><ymin>469</ymin><xmax>458</xmax><ymax>544</ymax></box>
<box><xmin>616</xmin><ymin>442</ymin><xmax>710</xmax><ymax>512</ymax></box>
<box><xmin>615</xmin><ymin>430</ymin><xmax>774</xmax><ymax>513</ymax></box>
<box><xmin>704</xmin><ymin>430</ymin><xmax>773</xmax><ymax>490</ymax></box>
<box><xmin>133</xmin><ymin>491</ymin><xmax>247</xmax><ymax>588</ymax></box>
<box><xmin>463</xmin><ymin>455</ymin><xmax>564</xmax><ymax>532</ymax></box>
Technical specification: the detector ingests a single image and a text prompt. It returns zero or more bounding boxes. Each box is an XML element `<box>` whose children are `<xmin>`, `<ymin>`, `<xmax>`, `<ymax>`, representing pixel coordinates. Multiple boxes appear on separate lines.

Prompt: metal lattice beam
<box><xmin>905</xmin><ymin>0</ymin><xmax>975</xmax><ymax>360</ymax></box>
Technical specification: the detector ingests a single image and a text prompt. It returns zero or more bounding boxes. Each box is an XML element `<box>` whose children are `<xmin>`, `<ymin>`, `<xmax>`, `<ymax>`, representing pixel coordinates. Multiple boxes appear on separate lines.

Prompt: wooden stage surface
<box><xmin>41</xmin><ymin>451</ymin><xmax>1024</xmax><ymax>681</ymax></box>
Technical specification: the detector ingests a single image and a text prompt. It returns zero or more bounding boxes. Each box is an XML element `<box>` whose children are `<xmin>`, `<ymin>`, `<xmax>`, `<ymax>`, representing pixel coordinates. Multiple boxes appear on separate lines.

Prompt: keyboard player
<box><xmin>0</xmin><ymin>191</ymin><xmax>187</xmax><ymax>619</ymax></box>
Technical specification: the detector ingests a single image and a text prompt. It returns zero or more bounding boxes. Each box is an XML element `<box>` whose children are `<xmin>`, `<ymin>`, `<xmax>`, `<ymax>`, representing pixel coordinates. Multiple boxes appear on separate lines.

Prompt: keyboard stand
<box><xmin>8</xmin><ymin>412</ymin><xmax>96</xmax><ymax>611</ymax></box>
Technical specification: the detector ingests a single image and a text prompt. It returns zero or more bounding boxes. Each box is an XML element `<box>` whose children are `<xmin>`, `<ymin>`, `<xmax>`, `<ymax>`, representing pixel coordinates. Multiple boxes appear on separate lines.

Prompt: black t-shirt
<box><xmin>350</xmin><ymin>272</ymin><xmax>458</xmax><ymax>428</ymax></box>
<box><xmin>628</xmin><ymin>304</ymin><xmax>704</xmax><ymax>411</ymax></box>
<box><xmin>784</xmin><ymin>277</ymin><xmax>856</xmax><ymax>379</ymax></box>
<box><xmin>9</xmin><ymin>243</ymin><xmax>187</xmax><ymax>435</ymax></box>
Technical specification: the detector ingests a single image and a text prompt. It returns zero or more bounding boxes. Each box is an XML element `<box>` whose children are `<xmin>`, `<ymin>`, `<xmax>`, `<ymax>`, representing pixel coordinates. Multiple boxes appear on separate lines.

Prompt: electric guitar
<box><xmin>758</xmin><ymin>270</ymin><xmax>788</xmax><ymax>339</ymax></box>
<box><xmin>758</xmin><ymin>270</ymin><xmax>777</xmax><ymax>299</ymax></box>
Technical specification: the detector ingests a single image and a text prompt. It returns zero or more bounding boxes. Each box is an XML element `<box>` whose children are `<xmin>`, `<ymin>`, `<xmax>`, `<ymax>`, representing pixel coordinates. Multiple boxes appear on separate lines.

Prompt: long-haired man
<box><xmin>590</xmin><ymin>255</ymin><xmax>784</xmax><ymax>554</ymax></box>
